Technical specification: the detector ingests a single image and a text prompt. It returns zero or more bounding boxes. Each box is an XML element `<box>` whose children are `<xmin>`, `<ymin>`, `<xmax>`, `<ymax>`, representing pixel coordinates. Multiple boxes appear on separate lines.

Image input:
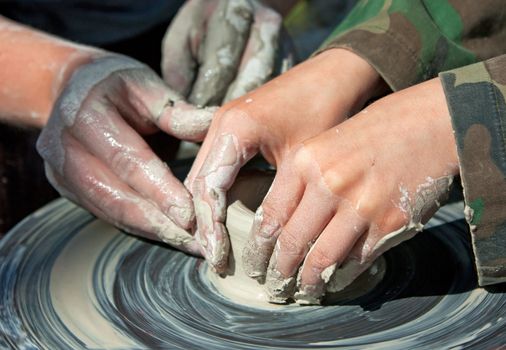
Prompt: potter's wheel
<box><xmin>1</xmin><ymin>196</ymin><xmax>505</xmax><ymax>349</ymax></box>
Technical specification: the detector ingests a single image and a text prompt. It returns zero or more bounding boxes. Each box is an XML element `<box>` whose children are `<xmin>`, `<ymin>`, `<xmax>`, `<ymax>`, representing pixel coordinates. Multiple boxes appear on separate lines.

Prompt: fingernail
<box><xmin>195</xmin><ymin>229</ymin><xmax>220</xmax><ymax>274</ymax></box>
<box><xmin>242</xmin><ymin>207</ymin><xmax>280</xmax><ymax>282</ymax></box>
<box><xmin>209</xmin><ymin>248</ymin><xmax>228</xmax><ymax>274</ymax></box>
<box><xmin>265</xmin><ymin>256</ymin><xmax>296</xmax><ymax>303</ymax></box>
<box><xmin>209</xmin><ymin>259</ymin><xmax>227</xmax><ymax>274</ymax></box>
<box><xmin>294</xmin><ymin>264</ymin><xmax>337</xmax><ymax>304</ymax></box>
<box><xmin>242</xmin><ymin>240</ymin><xmax>267</xmax><ymax>282</ymax></box>
<box><xmin>158</xmin><ymin>221</ymin><xmax>194</xmax><ymax>248</ymax></box>
<box><xmin>168</xmin><ymin>205</ymin><xmax>195</xmax><ymax>230</ymax></box>
<box><xmin>294</xmin><ymin>284</ymin><xmax>324</xmax><ymax>305</ymax></box>
<box><xmin>204</xmin><ymin>225</ymin><xmax>229</xmax><ymax>274</ymax></box>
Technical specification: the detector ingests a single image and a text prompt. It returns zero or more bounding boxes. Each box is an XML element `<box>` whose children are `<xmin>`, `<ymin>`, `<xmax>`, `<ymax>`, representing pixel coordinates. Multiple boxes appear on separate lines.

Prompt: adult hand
<box><xmin>161</xmin><ymin>0</ymin><xmax>284</xmax><ymax>107</ymax></box>
<box><xmin>251</xmin><ymin>77</ymin><xmax>459</xmax><ymax>304</ymax></box>
<box><xmin>37</xmin><ymin>55</ymin><xmax>216</xmax><ymax>254</ymax></box>
<box><xmin>186</xmin><ymin>48</ymin><xmax>385</xmax><ymax>272</ymax></box>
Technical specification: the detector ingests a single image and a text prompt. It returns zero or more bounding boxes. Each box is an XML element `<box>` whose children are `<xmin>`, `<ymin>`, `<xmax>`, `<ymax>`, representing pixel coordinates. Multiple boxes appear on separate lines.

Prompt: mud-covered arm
<box><xmin>317</xmin><ymin>0</ymin><xmax>506</xmax><ymax>91</ymax></box>
<box><xmin>439</xmin><ymin>55</ymin><xmax>506</xmax><ymax>287</ymax></box>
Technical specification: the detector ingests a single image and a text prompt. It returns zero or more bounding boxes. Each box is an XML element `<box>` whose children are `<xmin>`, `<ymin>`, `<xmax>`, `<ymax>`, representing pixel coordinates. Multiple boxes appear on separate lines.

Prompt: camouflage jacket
<box><xmin>319</xmin><ymin>0</ymin><xmax>506</xmax><ymax>286</ymax></box>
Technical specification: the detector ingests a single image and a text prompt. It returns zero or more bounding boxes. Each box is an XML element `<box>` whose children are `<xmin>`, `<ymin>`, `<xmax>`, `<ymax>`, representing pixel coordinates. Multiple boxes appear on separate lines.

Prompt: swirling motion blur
<box><xmin>0</xmin><ymin>199</ymin><xmax>505</xmax><ymax>349</ymax></box>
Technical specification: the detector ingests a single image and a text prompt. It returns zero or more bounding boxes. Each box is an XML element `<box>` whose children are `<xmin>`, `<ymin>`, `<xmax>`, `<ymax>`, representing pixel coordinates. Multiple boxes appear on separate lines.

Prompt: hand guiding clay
<box><xmin>161</xmin><ymin>0</ymin><xmax>283</xmax><ymax>106</ymax></box>
<box><xmin>186</xmin><ymin>49</ymin><xmax>385</xmax><ymax>272</ymax></box>
<box><xmin>35</xmin><ymin>0</ymin><xmax>289</xmax><ymax>259</ymax></box>
<box><xmin>250</xmin><ymin>78</ymin><xmax>460</xmax><ymax>304</ymax></box>
<box><xmin>37</xmin><ymin>55</ymin><xmax>216</xmax><ymax>254</ymax></box>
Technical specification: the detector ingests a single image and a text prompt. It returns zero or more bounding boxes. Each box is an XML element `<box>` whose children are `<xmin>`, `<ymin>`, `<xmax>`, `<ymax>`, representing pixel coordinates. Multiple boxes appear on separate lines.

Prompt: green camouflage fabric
<box><xmin>318</xmin><ymin>0</ymin><xmax>506</xmax><ymax>91</ymax></box>
<box><xmin>317</xmin><ymin>0</ymin><xmax>506</xmax><ymax>286</ymax></box>
<box><xmin>440</xmin><ymin>56</ymin><xmax>506</xmax><ymax>286</ymax></box>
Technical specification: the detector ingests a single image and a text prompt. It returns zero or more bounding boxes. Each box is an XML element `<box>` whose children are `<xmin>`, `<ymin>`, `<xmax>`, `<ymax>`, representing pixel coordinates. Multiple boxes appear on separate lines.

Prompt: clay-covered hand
<box><xmin>249</xmin><ymin>77</ymin><xmax>459</xmax><ymax>304</ymax></box>
<box><xmin>37</xmin><ymin>54</ymin><xmax>216</xmax><ymax>254</ymax></box>
<box><xmin>161</xmin><ymin>0</ymin><xmax>283</xmax><ymax>107</ymax></box>
<box><xmin>186</xmin><ymin>48</ymin><xmax>385</xmax><ymax>272</ymax></box>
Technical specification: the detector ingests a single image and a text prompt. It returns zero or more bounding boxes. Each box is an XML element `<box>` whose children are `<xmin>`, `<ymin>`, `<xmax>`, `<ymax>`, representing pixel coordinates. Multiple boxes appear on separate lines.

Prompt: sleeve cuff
<box><xmin>439</xmin><ymin>56</ymin><xmax>506</xmax><ymax>286</ymax></box>
<box><xmin>315</xmin><ymin>0</ymin><xmax>475</xmax><ymax>91</ymax></box>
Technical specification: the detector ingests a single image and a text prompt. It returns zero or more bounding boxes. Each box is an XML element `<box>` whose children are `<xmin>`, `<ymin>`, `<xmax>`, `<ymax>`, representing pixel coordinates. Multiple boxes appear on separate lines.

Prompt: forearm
<box><xmin>0</xmin><ymin>16</ymin><xmax>102</xmax><ymax>128</ymax></box>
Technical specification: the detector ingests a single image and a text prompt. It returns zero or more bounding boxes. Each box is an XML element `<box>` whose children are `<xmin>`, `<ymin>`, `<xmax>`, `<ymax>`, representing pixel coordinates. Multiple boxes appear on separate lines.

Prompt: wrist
<box><xmin>0</xmin><ymin>17</ymin><xmax>104</xmax><ymax>128</ymax></box>
<box><xmin>369</xmin><ymin>77</ymin><xmax>459</xmax><ymax>176</ymax></box>
<box><xmin>315</xmin><ymin>48</ymin><xmax>389</xmax><ymax>119</ymax></box>
<box><xmin>51</xmin><ymin>49</ymin><xmax>106</xmax><ymax>106</ymax></box>
<box><xmin>421</xmin><ymin>78</ymin><xmax>460</xmax><ymax>173</ymax></box>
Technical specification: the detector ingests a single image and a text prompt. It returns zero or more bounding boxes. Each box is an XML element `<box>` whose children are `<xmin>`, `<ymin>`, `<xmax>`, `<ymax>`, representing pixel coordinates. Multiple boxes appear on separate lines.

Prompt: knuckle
<box><xmin>291</xmin><ymin>147</ymin><xmax>313</xmax><ymax>176</ymax></box>
<box><xmin>256</xmin><ymin>203</ymin><xmax>282</xmax><ymax>236</ymax></box>
<box><xmin>356</xmin><ymin>199</ymin><xmax>376</xmax><ymax>219</ymax></box>
<box><xmin>322</xmin><ymin>168</ymin><xmax>347</xmax><ymax>193</ymax></box>
<box><xmin>355</xmin><ymin>190</ymin><xmax>382</xmax><ymax>219</ymax></box>
<box><xmin>210</xmin><ymin>108</ymin><xmax>228</xmax><ymax>127</ymax></box>
<box><xmin>277</xmin><ymin>228</ymin><xmax>306</xmax><ymax>258</ymax></box>
<box><xmin>108</xmin><ymin>148</ymin><xmax>141</xmax><ymax>178</ymax></box>
<box><xmin>216</xmin><ymin>106</ymin><xmax>246</xmax><ymax>126</ymax></box>
<box><xmin>81</xmin><ymin>176</ymin><xmax>124</xmax><ymax>215</ymax></box>
<box><xmin>108</xmin><ymin>148</ymin><xmax>127</xmax><ymax>171</ymax></box>
<box><xmin>104</xmin><ymin>198</ymin><xmax>130</xmax><ymax>224</ymax></box>
<box><xmin>212</xmin><ymin>105</ymin><xmax>257</xmax><ymax>136</ymax></box>
<box><xmin>190</xmin><ymin>176</ymin><xmax>206</xmax><ymax>197</ymax></box>
<box><xmin>308</xmin><ymin>246</ymin><xmax>336</xmax><ymax>271</ymax></box>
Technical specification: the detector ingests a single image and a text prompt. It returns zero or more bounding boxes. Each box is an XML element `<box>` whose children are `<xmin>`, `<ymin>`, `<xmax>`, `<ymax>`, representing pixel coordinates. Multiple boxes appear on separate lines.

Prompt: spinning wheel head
<box><xmin>0</xmin><ymin>185</ymin><xmax>504</xmax><ymax>349</ymax></box>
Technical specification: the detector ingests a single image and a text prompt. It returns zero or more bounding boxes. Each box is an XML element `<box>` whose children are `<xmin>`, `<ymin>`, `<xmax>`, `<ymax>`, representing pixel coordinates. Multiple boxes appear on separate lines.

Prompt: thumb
<box><xmin>161</xmin><ymin>0</ymin><xmax>213</xmax><ymax>97</ymax></box>
<box><xmin>188</xmin><ymin>0</ymin><xmax>254</xmax><ymax>106</ymax></box>
<box><xmin>111</xmin><ymin>66</ymin><xmax>217</xmax><ymax>142</ymax></box>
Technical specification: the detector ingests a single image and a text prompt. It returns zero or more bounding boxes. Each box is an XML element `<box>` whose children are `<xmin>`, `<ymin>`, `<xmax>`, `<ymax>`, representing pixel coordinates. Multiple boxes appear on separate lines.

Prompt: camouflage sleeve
<box><xmin>440</xmin><ymin>55</ymin><xmax>506</xmax><ymax>286</ymax></box>
<box><xmin>317</xmin><ymin>0</ymin><xmax>506</xmax><ymax>91</ymax></box>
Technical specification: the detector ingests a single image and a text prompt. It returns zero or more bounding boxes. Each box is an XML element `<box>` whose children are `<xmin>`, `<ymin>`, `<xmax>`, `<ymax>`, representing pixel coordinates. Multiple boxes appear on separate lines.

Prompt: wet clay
<box><xmin>207</xmin><ymin>172</ymin><xmax>386</xmax><ymax>307</ymax></box>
